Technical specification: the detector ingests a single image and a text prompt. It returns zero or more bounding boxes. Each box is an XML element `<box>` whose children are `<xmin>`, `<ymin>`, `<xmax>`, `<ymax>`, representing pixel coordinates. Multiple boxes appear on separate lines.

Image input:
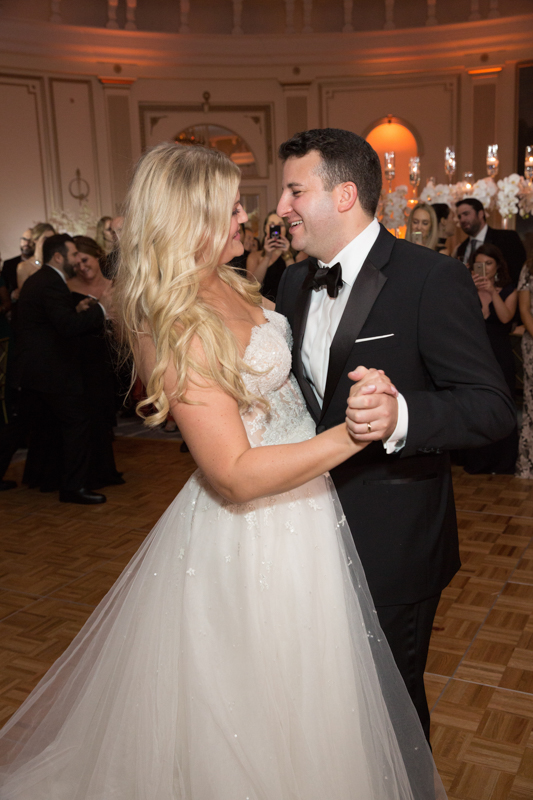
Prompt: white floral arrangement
<box><xmin>381</xmin><ymin>185</ymin><xmax>409</xmax><ymax>229</ymax></box>
<box><xmin>496</xmin><ymin>174</ymin><xmax>521</xmax><ymax>218</ymax></box>
<box><xmin>376</xmin><ymin>174</ymin><xmax>533</xmax><ymax>229</ymax></box>
<box><xmin>465</xmin><ymin>177</ymin><xmax>498</xmax><ymax>211</ymax></box>
<box><xmin>48</xmin><ymin>203</ymin><xmax>98</xmax><ymax>237</ymax></box>
<box><xmin>419</xmin><ymin>182</ymin><xmax>454</xmax><ymax>207</ymax></box>
<box><xmin>518</xmin><ymin>178</ymin><xmax>533</xmax><ymax>219</ymax></box>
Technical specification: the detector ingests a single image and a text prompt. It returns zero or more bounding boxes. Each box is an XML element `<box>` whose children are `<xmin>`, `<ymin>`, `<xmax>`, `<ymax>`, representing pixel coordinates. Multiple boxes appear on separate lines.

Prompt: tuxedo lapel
<box><xmin>291</xmin><ymin>264</ymin><xmax>322</xmax><ymax>421</ymax></box>
<box><xmin>320</xmin><ymin>226</ymin><xmax>393</xmax><ymax>420</ymax></box>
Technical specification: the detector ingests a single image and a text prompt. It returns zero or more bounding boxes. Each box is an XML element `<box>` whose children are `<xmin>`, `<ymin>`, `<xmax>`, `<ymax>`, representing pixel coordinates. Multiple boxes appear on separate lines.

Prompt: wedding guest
<box><xmin>1</xmin><ymin>228</ymin><xmax>34</xmax><ymax>298</ymax></box>
<box><xmin>431</xmin><ymin>202</ymin><xmax>455</xmax><ymax>255</ymax></box>
<box><xmin>455</xmin><ymin>197</ymin><xmax>526</xmax><ymax>283</ymax></box>
<box><xmin>405</xmin><ymin>203</ymin><xmax>438</xmax><ymax>250</ymax></box>
<box><xmin>463</xmin><ymin>244</ymin><xmax>518</xmax><ymax>474</ymax></box>
<box><xmin>69</xmin><ymin>236</ymin><xmax>123</xmax><ymax>488</ymax></box>
<box><xmin>15</xmin><ymin>234</ymin><xmax>112</xmax><ymax>504</ymax></box>
<box><xmin>95</xmin><ymin>216</ymin><xmax>114</xmax><ymax>255</ymax></box>
<box><xmin>517</xmin><ymin>251</ymin><xmax>533</xmax><ymax>478</ymax></box>
<box><xmin>243</xmin><ymin>227</ymin><xmax>258</xmax><ymax>252</ymax></box>
<box><xmin>246</xmin><ymin>211</ymin><xmax>296</xmax><ymax>302</ymax></box>
<box><xmin>101</xmin><ymin>215</ymin><xmax>125</xmax><ymax>279</ymax></box>
<box><xmin>16</xmin><ymin>222</ymin><xmax>56</xmax><ymax>293</ymax></box>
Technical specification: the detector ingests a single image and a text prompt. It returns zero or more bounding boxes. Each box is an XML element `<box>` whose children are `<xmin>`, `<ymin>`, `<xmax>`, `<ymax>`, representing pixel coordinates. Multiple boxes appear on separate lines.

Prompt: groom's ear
<box><xmin>335</xmin><ymin>182</ymin><xmax>358</xmax><ymax>214</ymax></box>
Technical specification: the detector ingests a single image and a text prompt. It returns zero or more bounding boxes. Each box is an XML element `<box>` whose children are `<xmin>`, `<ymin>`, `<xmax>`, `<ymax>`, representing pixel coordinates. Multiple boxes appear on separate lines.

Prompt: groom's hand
<box><xmin>345</xmin><ymin>366</ymin><xmax>399</xmax><ymax>442</ymax></box>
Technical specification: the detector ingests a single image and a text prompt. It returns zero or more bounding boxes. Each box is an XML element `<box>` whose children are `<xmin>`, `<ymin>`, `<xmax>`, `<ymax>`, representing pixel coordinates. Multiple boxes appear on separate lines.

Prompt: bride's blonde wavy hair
<box><xmin>114</xmin><ymin>141</ymin><xmax>264</xmax><ymax>426</ymax></box>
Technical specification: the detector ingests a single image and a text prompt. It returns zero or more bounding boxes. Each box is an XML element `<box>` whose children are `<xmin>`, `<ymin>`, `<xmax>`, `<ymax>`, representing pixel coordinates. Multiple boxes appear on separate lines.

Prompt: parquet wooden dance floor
<box><xmin>1</xmin><ymin>441</ymin><xmax>533</xmax><ymax>798</ymax></box>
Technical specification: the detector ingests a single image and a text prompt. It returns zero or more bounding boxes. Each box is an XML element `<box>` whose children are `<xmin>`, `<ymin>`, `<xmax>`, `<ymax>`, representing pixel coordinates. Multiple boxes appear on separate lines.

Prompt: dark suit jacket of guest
<box><xmin>456</xmin><ymin>226</ymin><xmax>526</xmax><ymax>284</ymax></box>
<box><xmin>276</xmin><ymin>225</ymin><xmax>516</xmax><ymax>607</ymax></box>
<box><xmin>15</xmin><ymin>265</ymin><xmax>105</xmax><ymax>396</ymax></box>
<box><xmin>1</xmin><ymin>256</ymin><xmax>21</xmax><ymax>296</ymax></box>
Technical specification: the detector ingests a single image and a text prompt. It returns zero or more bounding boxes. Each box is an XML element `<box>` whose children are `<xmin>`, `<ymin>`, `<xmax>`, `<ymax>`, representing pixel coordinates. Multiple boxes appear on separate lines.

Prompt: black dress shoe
<box><xmin>59</xmin><ymin>489</ymin><xmax>107</xmax><ymax>505</ymax></box>
<box><xmin>0</xmin><ymin>480</ymin><xmax>17</xmax><ymax>491</ymax></box>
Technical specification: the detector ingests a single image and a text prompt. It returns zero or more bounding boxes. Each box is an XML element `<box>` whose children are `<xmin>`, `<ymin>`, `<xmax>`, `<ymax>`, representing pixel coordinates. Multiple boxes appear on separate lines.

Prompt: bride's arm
<box><xmin>136</xmin><ymin>336</ymin><xmax>366</xmax><ymax>504</ymax></box>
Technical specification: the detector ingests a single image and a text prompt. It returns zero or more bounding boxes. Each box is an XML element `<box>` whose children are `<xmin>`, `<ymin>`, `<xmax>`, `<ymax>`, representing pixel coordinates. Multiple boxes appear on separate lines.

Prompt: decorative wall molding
<box><xmin>138</xmin><ymin>103</ymin><xmax>274</xmax><ymax>170</ymax></box>
<box><xmin>1</xmin><ymin>15</ymin><xmax>532</xmax><ymax>74</ymax></box>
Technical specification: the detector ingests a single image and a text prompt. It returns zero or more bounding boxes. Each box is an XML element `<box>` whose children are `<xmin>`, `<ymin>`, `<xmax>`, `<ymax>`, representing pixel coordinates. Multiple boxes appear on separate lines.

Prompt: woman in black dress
<box><xmin>463</xmin><ymin>243</ymin><xmax>518</xmax><ymax>473</ymax></box>
<box><xmin>69</xmin><ymin>236</ymin><xmax>123</xmax><ymax>488</ymax></box>
<box><xmin>246</xmin><ymin>211</ymin><xmax>296</xmax><ymax>302</ymax></box>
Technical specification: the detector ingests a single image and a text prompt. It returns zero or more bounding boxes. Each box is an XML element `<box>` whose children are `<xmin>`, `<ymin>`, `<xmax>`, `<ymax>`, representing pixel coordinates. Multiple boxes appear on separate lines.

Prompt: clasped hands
<box><xmin>345</xmin><ymin>366</ymin><xmax>399</xmax><ymax>442</ymax></box>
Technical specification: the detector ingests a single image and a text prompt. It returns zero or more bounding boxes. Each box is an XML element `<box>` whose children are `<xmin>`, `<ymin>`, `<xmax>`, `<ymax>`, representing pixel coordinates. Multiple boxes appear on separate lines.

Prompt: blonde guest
<box><xmin>405</xmin><ymin>203</ymin><xmax>438</xmax><ymax>250</ymax></box>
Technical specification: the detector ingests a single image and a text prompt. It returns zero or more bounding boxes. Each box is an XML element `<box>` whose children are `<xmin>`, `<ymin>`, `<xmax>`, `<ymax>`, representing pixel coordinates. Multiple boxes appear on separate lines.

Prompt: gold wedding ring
<box><xmin>367</xmin><ymin>422</ymin><xmax>372</xmax><ymax>433</ymax></box>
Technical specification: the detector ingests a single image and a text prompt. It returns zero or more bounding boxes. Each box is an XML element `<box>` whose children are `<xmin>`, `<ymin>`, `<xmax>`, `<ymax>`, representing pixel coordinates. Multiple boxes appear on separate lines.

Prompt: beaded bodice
<box><xmin>240</xmin><ymin>309</ymin><xmax>316</xmax><ymax>447</ymax></box>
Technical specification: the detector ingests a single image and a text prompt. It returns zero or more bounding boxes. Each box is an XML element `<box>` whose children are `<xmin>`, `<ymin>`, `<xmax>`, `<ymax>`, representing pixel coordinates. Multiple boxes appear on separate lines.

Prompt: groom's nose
<box><xmin>277</xmin><ymin>193</ymin><xmax>291</xmax><ymax>219</ymax></box>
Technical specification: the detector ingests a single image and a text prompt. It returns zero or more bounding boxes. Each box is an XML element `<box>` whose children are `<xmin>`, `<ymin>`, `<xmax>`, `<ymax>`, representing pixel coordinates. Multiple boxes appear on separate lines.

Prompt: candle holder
<box><xmin>525</xmin><ymin>146</ymin><xmax>533</xmax><ymax>184</ymax></box>
<box><xmin>444</xmin><ymin>147</ymin><xmax>456</xmax><ymax>185</ymax></box>
<box><xmin>384</xmin><ymin>151</ymin><xmax>395</xmax><ymax>193</ymax></box>
<box><xmin>463</xmin><ymin>172</ymin><xmax>474</xmax><ymax>192</ymax></box>
<box><xmin>409</xmin><ymin>156</ymin><xmax>421</xmax><ymax>200</ymax></box>
<box><xmin>486</xmin><ymin>144</ymin><xmax>499</xmax><ymax>179</ymax></box>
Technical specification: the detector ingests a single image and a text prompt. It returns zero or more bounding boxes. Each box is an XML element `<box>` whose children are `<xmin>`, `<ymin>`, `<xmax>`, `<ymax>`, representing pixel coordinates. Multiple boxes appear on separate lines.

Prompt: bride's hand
<box><xmin>345</xmin><ymin>366</ymin><xmax>399</xmax><ymax>442</ymax></box>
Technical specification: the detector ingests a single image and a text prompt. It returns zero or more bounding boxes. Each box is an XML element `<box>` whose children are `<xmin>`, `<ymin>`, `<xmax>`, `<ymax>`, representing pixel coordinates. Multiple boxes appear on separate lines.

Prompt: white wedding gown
<box><xmin>0</xmin><ymin>309</ymin><xmax>446</xmax><ymax>800</ymax></box>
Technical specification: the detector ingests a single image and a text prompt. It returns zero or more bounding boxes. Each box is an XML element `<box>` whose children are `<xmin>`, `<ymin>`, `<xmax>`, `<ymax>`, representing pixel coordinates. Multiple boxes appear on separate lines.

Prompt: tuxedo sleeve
<box><xmin>275</xmin><ymin>267</ymin><xmax>290</xmax><ymax>318</ymax></box>
<box><xmin>401</xmin><ymin>258</ymin><xmax>516</xmax><ymax>457</ymax></box>
<box><xmin>43</xmin><ymin>280</ymin><xmax>104</xmax><ymax>338</ymax></box>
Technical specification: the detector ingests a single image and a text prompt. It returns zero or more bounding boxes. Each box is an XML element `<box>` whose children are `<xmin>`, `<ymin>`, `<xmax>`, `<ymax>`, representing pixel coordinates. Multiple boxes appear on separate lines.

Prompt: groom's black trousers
<box><xmin>376</xmin><ymin>593</ymin><xmax>441</xmax><ymax>743</ymax></box>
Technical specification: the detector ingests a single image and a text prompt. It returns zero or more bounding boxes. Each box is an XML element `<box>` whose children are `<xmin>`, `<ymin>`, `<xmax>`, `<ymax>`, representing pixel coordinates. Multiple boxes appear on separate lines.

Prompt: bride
<box><xmin>0</xmin><ymin>143</ymin><xmax>445</xmax><ymax>799</ymax></box>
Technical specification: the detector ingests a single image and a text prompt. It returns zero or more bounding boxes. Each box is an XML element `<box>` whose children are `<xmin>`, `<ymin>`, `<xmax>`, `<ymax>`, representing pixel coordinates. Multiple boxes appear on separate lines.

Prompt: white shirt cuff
<box><xmin>383</xmin><ymin>392</ymin><xmax>408</xmax><ymax>454</ymax></box>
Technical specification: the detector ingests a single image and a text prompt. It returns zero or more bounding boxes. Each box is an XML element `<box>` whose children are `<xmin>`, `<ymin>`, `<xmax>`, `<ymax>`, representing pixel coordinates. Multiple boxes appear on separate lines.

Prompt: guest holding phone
<box><xmin>246</xmin><ymin>211</ymin><xmax>300</xmax><ymax>302</ymax></box>
<box><xmin>463</xmin><ymin>243</ymin><xmax>518</xmax><ymax>473</ymax></box>
<box><xmin>405</xmin><ymin>203</ymin><xmax>438</xmax><ymax>250</ymax></box>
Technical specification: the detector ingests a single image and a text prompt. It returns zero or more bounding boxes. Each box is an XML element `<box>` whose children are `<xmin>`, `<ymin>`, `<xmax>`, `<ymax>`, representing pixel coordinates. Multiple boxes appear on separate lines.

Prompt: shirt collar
<box><xmin>472</xmin><ymin>224</ymin><xmax>488</xmax><ymax>242</ymax></box>
<box><xmin>47</xmin><ymin>263</ymin><xmax>67</xmax><ymax>284</ymax></box>
<box><xmin>318</xmin><ymin>218</ymin><xmax>380</xmax><ymax>287</ymax></box>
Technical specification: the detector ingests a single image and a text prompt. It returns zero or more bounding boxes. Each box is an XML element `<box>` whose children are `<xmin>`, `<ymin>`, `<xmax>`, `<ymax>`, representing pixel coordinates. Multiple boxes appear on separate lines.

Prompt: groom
<box><xmin>275</xmin><ymin>128</ymin><xmax>515</xmax><ymax>739</ymax></box>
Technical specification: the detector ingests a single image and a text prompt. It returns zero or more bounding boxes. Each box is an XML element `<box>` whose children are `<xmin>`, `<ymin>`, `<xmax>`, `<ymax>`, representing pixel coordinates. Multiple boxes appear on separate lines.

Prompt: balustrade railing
<box><xmin>41</xmin><ymin>0</ymin><xmax>506</xmax><ymax>34</ymax></box>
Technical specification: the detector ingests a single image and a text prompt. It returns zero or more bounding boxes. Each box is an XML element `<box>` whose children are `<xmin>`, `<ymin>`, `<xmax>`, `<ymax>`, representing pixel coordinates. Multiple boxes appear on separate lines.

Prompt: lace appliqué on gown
<box><xmin>240</xmin><ymin>309</ymin><xmax>316</xmax><ymax>447</ymax></box>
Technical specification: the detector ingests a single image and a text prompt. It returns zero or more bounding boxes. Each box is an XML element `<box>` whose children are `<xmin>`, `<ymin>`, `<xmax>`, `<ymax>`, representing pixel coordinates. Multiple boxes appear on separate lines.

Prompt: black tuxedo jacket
<box><xmin>15</xmin><ymin>265</ymin><xmax>104</xmax><ymax>395</ymax></box>
<box><xmin>456</xmin><ymin>226</ymin><xmax>526</xmax><ymax>284</ymax></box>
<box><xmin>277</xmin><ymin>225</ymin><xmax>516</xmax><ymax>606</ymax></box>
<box><xmin>1</xmin><ymin>256</ymin><xmax>20</xmax><ymax>296</ymax></box>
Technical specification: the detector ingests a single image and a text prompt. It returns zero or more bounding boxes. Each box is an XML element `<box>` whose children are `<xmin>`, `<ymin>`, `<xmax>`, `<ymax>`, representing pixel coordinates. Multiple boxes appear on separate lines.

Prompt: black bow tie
<box><xmin>303</xmin><ymin>260</ymin><xmax>343</xmax><ymax>298</ymax></box>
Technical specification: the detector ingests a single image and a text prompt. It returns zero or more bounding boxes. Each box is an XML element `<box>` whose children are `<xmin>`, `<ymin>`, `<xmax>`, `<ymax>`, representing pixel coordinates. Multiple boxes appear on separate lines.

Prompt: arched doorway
<box><xmin>175</xmin><ymin>124</ymin><xmax>258</xmax><ymax>179</ymax></box>
<box><xmin>365</xmin><ymin>118</ymin><xmax>419</xmax><ymax>191</ymax></box>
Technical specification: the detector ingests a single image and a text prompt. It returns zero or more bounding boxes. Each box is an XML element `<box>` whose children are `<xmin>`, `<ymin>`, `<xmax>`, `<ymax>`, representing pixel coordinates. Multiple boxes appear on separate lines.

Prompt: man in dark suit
<box><xmin>455</xmin><ymin>197</ymin><xmax>526</xmax><ymax>283</ymax></box>
<box><xmin>15</xmin><ymin>234</ymin><xmax>112</xmax><ymax>504</ymax></box>
<box><xmin>275</xmin><ymin>129</ymin><xmax>516</xmax><ymax>740</ymax></box>
<box><xmin>1</xmin><ymin>228</ymin><xmax>34</xmax><ymax>297</ymax></box>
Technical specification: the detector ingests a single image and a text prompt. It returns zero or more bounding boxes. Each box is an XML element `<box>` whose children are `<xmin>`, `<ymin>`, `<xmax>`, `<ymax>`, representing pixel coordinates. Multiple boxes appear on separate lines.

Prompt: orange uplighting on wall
<box><xmin>467</xmin><ymin>67</ymin><xmax>503</xmax><ymax>75</ymax></box>
<box><xmin>366</xmin><ymin>121</ymin><xmax>418</xmax><ymax>191</ymax></box>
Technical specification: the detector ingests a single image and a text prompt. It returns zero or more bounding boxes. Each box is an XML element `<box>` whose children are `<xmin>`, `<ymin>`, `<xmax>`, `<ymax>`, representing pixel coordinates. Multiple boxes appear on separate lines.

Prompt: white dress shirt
<box><xmin>462</xmin><ymin>224</ymin><xmax>488</xmax><ymax>264</ymax></box>
<box><xmin>301</xmin><ymin>218</ymin><xmax>408</xmax><ymax>453</ymax></box>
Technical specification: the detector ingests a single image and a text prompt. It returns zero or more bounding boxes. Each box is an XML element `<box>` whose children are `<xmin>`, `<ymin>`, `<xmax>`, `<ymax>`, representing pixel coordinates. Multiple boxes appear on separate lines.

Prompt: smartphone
<box><xmin>269</xmin><ymin>224</ymin><xmax>282</xmax><ymax>239</ymax></box>
<box><xmin>412</xmin><ymin>231</ymin><xmax>423</xmax><ymax>245</ymax></box>
<box><xmin>473</xmin><ymin>263</ymin><xmax>486</xmax><ymax>277</ymax></box>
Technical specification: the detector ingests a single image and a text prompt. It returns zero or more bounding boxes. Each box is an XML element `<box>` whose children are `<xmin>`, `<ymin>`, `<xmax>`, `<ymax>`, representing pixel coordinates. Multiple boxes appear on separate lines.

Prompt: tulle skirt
<box><xmin>0</xmin><ymin>470</ymin><xmax>445</xmax><ymax>799</ymax></box>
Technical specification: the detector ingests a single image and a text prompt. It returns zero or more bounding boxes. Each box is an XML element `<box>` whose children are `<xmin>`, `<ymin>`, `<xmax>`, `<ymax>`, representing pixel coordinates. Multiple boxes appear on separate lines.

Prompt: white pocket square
<box><xmin>355</xmin><ymin>334</ymin><xmax>395</xmax><ymax>343</ymax></box>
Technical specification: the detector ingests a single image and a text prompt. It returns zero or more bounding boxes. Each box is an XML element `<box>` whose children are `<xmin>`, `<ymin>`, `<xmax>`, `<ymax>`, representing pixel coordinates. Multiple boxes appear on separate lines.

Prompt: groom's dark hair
<box><xmin>278</xmin><ymin>128</ymin><xmax>382</xmax><ymax>217</ymax></box>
